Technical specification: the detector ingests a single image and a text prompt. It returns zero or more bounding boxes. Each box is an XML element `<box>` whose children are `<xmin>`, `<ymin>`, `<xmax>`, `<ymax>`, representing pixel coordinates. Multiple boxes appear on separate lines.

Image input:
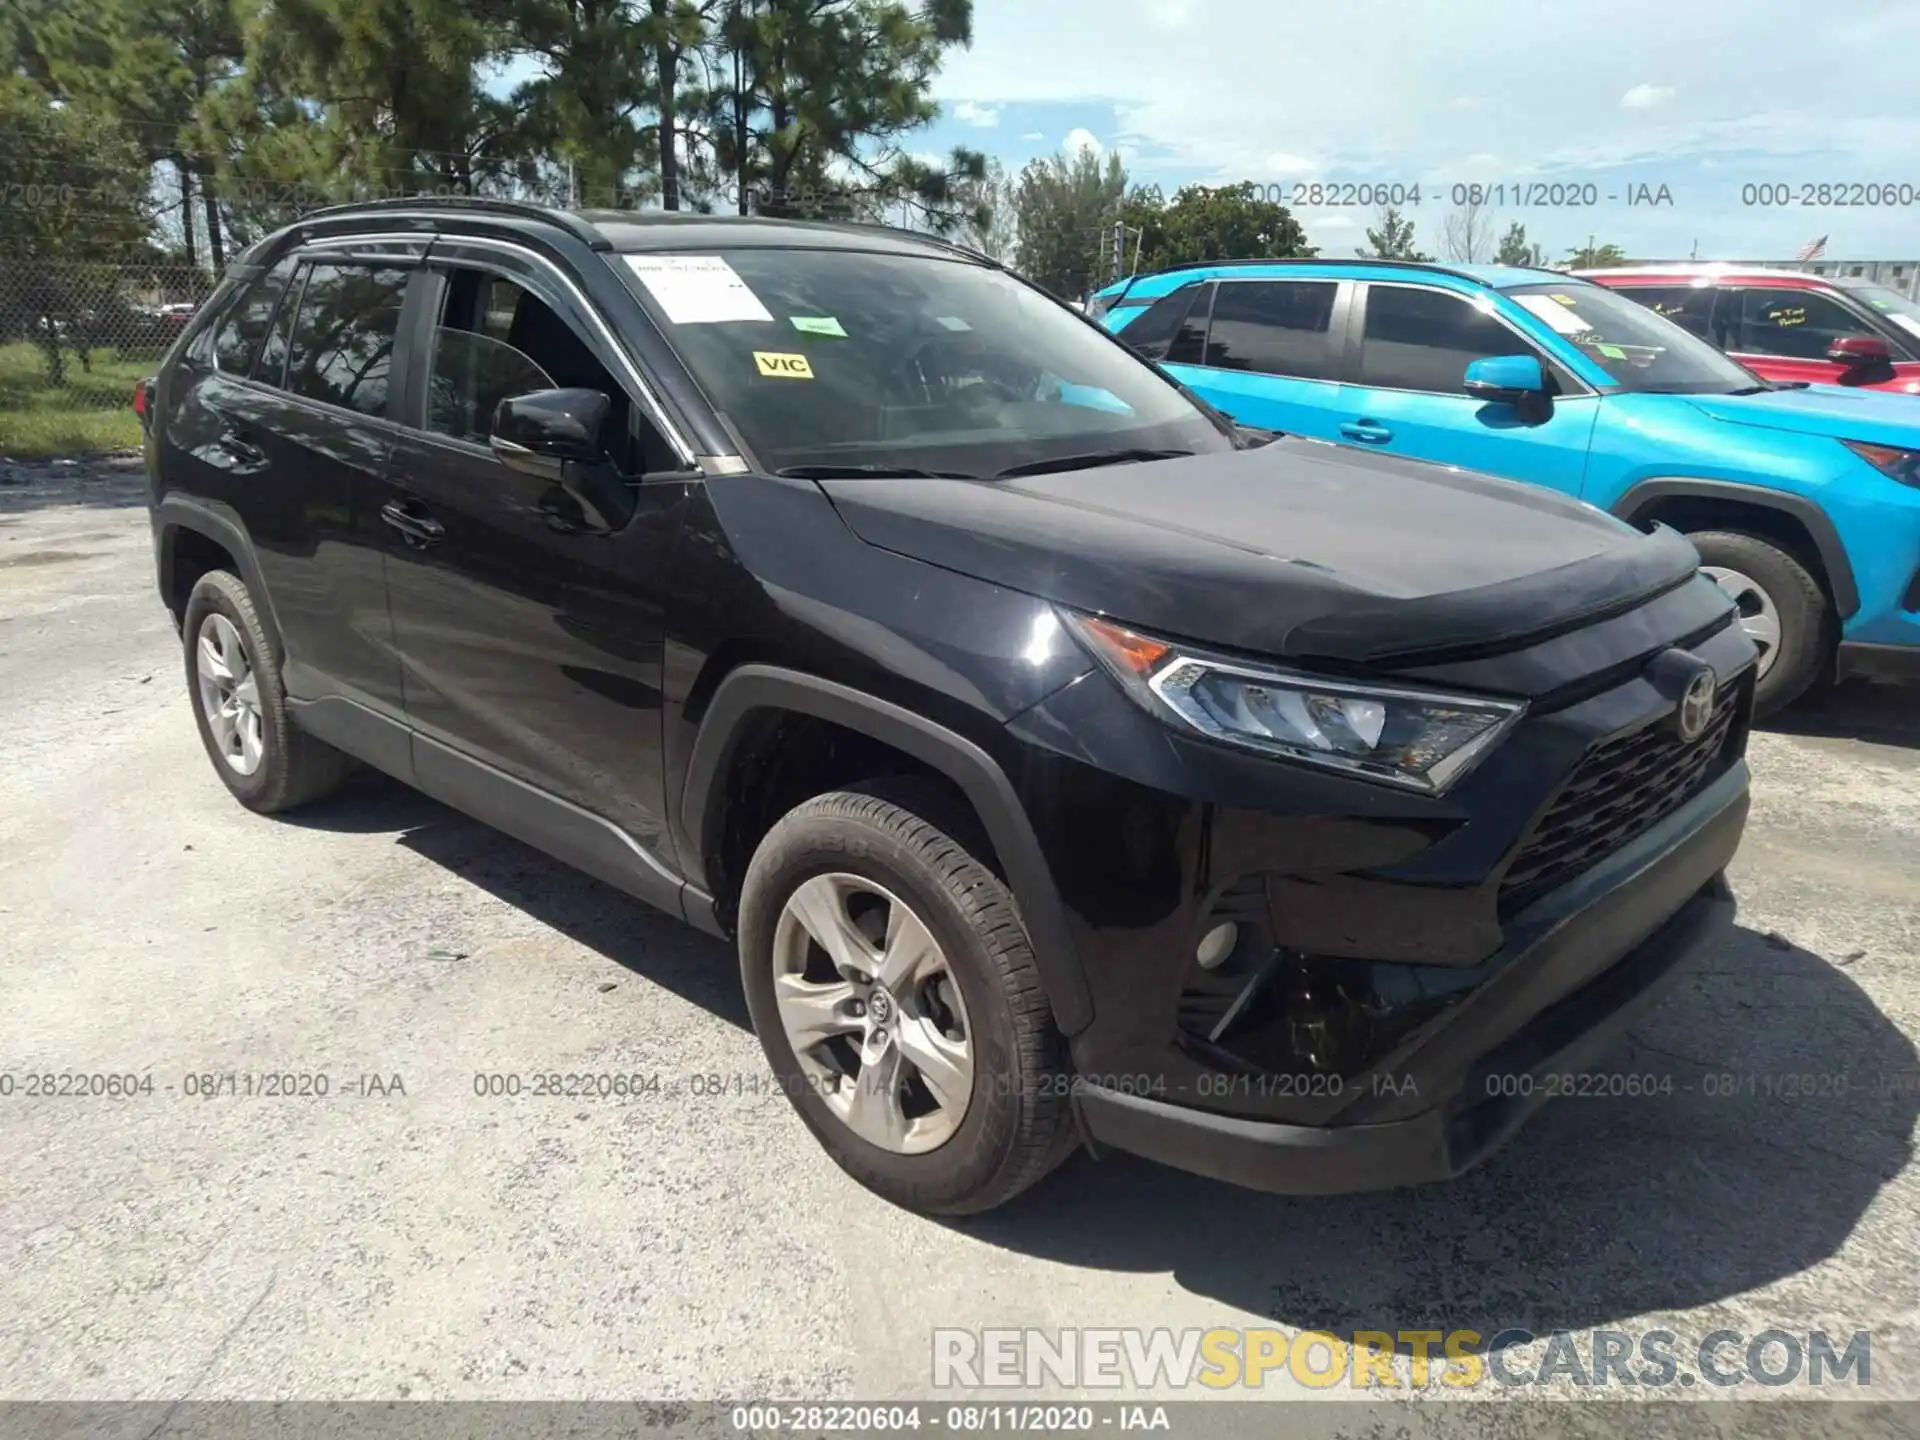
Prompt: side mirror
<box><xmin>489</xmin><ymin>387</ymin><xmax>633</xmax><ymax>533</ymax></box>
<box><xmin>1827</xmin><ymin>334</ymin><xmax>1892</xmax><ymax>367</ymax></box>
<box><xmin>490</xmin><ymin>387</ymin><xmax>611</xmax><ymax>479</ymax></box>
<box><xmin>1463</xmin><ymin>354</ymin><xmax>1547</xmax><ymax>400</ymax></box>
<box><xmin>1463</xmin><ymin>354</ymin><xmax>1552</xmax><ymax>422</ymax></box>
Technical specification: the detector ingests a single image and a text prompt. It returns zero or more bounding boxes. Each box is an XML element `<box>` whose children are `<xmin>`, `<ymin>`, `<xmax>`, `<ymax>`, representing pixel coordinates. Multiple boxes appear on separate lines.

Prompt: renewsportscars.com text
<box><xmin>932</xmin><ymin>1327</ymin><xmax>1872</xmax><ymax>1391</ymax></box>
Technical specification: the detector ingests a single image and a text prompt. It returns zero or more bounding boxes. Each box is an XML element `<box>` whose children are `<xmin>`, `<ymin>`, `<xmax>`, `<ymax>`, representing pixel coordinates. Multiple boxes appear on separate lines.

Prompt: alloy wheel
<box><xmin>771</xmin><ymin>871</ymin><xmax>975</xmax><ymax>1154</ymax></box>
<box><xmin>194</xmin><ymin>612</ymin><xmax>265</xmax><ymax>776</ymax></box>
<box><xmin>1702</xmin><ymin>565</ymin><xmax>1783</xmax><ymax>680</ymax></box>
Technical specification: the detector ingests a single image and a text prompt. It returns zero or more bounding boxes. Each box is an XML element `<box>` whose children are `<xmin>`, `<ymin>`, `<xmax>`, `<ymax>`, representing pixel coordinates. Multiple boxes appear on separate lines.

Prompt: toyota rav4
<box><xmin>141</xmin><ymin>199</ymin><xmax>1755</xmax><ymax>1214</ymax></box>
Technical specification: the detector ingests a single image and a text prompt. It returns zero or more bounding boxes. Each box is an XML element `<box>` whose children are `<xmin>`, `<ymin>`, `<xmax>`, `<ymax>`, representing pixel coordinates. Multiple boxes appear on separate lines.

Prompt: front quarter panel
<box><xmin>660</xmin><ymin>472</ymin><xmax>1094</xmax><ymax>858</ymax></box>
<box><xmin>1584</xmin><ymin>394</ymin><xmax>1920</xmax><ymax>636</ymax></box>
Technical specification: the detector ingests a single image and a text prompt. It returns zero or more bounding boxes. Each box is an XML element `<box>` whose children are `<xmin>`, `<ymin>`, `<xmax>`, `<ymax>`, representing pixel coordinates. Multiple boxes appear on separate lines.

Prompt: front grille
<box><xmin>1499</xmin><ymin>685</ymin><xmax>1741</xmax><ymax>915</ymax></box>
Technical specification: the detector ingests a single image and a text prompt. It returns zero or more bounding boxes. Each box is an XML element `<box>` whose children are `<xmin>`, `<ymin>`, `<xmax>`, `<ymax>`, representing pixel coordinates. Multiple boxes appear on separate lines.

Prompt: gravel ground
<box><xmin>1</xmin><ymin>457</ymin><xmax>1916</xmax><ymax>1429</ymax></box>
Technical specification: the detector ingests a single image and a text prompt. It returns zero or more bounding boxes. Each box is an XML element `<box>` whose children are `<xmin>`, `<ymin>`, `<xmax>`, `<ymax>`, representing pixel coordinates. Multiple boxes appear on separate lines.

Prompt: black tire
<box><xmin>1689</xmin><ymin>529</ymin><xmax>1830</xmax><ymax>718</ymax></box>
<box><xmin>181</xmin><ymin>570</ymin><xmax>353</xmax><ymax>813</ymax></box>
<box><xmin>737</xmin><ymin>782</ymin><xmax>1075</xmax><ymax>1215</ymax></box>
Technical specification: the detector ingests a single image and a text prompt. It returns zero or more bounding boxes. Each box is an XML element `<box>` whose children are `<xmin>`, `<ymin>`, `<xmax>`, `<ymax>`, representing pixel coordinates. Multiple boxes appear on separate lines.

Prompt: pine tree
<box><xmin>1357</xmin><ymin>205</ymin><xmax>1431</xmax><ymax>261</ymax></box>
<box><xmin>1494</xmin><ymin>220</ymin><xmax>1533</xmax><ymax>266</ymax></box>
<box><xmin>1010</xmin><ymin>145</ymin><xmax>1128</xmax><ymax>300</ymax></box>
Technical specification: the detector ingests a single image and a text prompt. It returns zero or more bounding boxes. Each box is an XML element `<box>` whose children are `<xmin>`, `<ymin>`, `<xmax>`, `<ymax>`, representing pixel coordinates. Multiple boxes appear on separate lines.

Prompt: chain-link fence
<box><xmin>0</xmin><ymin>261</ymin><xmax>217</xmax><ymax>458</ymax></box>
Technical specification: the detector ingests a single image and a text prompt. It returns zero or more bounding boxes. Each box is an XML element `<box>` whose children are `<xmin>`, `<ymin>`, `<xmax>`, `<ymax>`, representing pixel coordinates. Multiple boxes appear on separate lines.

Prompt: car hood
<box><xmin>818</xmin><ymin>438</ymin><xmax>1703</xmax><ymax>666</ymax></box>
<box><xmin>1686</xmin><ymin>383</ymin><xmax>1920</xmax><ymax>446</ymax></box>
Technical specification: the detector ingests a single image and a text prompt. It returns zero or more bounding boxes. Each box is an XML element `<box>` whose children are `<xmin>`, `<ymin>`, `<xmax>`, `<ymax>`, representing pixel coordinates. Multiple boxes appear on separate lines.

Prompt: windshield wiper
<box><xmin>775</xmin><ymin>463</ymin><xmax>982</xmax><ymax>480</ymax></box>
<box><xmin>989</xmin><ymin>448</ymin><xmax>1194</xmax><ymax>479</ymax></box>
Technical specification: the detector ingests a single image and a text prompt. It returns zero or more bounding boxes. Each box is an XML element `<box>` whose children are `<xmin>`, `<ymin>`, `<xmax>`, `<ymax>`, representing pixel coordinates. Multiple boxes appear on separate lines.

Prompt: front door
<box><xmin>1720</xmin><ymin>284</ymin><xmax>1920</xmax><ymax>391</ymax></box>
<box><xmin>1333</xmin><ymin>281</ymin><xmax>1599</xmax><ymax>501</ymax></box>
<box><xmin>377</xmin><ymin>246</ymin><xmax>691</xmax><ymax>867</ymax></box>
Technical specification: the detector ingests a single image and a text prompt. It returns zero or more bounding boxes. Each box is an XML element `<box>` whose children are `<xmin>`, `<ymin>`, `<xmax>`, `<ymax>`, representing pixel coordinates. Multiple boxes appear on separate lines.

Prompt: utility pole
<box><xmin>1112</xmin><ymin>217</ymin><xmax>1126</xmax><ymax>283</ymax></box>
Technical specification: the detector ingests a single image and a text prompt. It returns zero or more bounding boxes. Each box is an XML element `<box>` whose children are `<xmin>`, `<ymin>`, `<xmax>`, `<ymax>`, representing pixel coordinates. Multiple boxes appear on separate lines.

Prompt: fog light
<box><xmin>1196</xmin><ymin>921</ymin><xmax>1239</xmax><ymax>970</ymax></box>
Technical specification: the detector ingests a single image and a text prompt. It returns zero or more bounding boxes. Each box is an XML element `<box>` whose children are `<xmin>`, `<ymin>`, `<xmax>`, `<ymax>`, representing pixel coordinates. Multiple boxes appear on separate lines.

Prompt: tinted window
<box><xmin>1204</xmin><ymin>280</ymin><xmax>1339</xmax><ymax>379</ymax></box>
<box><xmin>1614</xmin><ymin>285</ymin><xmax>1717</xmax><ymax>341</ymax></box>
<box><xmin>256</xmin><ymin>264</ymin><xmax>307</xmax><ymax>386</ymax></box>
<box><xmin>1167</xmin><ymin>283</ymin><xmax>1214</xmax><ymax>365</ymax></box>
<box><xmin>617</xmin><ymin>249</ymin><xmax>1230</xmax><ymax>476</ymax></box>
<box><xmin>1730</xmin><ymin>288</ymin><xmax>1874</xmax><ymax>360</ymax></box>
<box><xmin>283</xmin><ymin>263</ymin><xmax>409</xmax><ymax>416</ymax></box>
<box><xmin>1117</xmin><ymin>283</ymin><xmax>1203</xmax><ymax>361</ymax></box>
<box><xmin>213</xmin><ymin>257</ymin><xmax>299</xmax><ymax>376</ymax></box>
<box><xmin>1356</xmin><ymin>285</ymin><xmax>1536</xmax><ymax>393</ymax></box>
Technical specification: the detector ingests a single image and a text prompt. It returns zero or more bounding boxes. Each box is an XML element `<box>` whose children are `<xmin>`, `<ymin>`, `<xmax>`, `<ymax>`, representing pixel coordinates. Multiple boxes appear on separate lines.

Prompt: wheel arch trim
<box><xmin>154</xmin><ymin>495</ymin><xmax>289</xmax><ymax>659</ymax></box>
<box><xmin>1609</xmin><ymin>478</ymin><xmax>1859</xmax><ymax>618</ymax></box>
<box><xmin>680</xmin><ymin>665</ymin><xmax>1093</xmax><ymax>1035</ymax></box>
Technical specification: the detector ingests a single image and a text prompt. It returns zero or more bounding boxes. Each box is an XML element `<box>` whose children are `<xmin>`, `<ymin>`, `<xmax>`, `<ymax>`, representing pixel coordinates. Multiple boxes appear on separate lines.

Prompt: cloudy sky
<box><xmin>915</xmin><ymin>0</ymin><xmax>1920</xmax><ymax>261</ymax></box>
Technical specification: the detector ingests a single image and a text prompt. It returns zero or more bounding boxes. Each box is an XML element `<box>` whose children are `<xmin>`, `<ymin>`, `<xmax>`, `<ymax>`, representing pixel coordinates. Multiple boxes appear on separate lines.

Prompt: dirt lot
<box><xmin>2</xmin><ymin>457</ymin><xmax>1916</xmax><ymax>1423</ymax></box>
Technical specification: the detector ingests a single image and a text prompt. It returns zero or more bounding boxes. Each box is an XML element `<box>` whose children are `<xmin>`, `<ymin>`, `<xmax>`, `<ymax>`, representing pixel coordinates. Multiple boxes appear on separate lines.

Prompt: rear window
<box><xmin>613</xmin><ymin>249</ymin><xmax>1229</xmax><ymax>476</ymax></box>
<box><xmin>281</xmin><ymin>263</ymin><xmax>410</xmax><ymax>417</ymax></box>
<box><xmin>1203</xmin><ymin>280</ymin><xmax>1340</xmax><ymax>380</ymax></box>
<box><xmin>1610</xmin><ymin>285</ymin><xmax>1718</xmax><ymax>341</ymax></box>
<box><xmin>213</xmin><ymin>256</ymin><xmax>300</xmax><ymax>376</ymax></box>
<box><xmin>1114</xmin><ymin>282</ymin><xmax>1204</xmax><ymax>360</ymax></box>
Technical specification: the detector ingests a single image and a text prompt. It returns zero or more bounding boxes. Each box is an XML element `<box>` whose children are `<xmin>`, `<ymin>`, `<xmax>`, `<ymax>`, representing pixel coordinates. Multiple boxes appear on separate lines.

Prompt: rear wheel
<box><xmin>182</xmin><ymin>570</ymin><xmax>353</xmax><ymax>813</ymax></box>
<box><xmin>737</xmin><ymin>783</ymin><xmax>1074</xmax><ymax>1215</ymax></box>
<box><xmin>1689</xmin><ymin>529</ymin><xmax>1829</xmax><ymax>717</ymax></box>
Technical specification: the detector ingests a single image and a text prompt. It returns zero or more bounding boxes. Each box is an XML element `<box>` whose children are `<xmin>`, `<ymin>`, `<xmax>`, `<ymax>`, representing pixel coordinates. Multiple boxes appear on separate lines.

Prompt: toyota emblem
<box><xmin>1676</xmin><ymin>669</ymin><xmax>1717</xmax><ymax>744</ymax></box>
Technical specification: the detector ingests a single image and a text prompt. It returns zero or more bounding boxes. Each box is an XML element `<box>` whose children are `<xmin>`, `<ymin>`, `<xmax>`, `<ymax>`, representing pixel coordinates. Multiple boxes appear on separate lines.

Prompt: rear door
<box><xmin>1606</xmin><ymin>283</ymin><xmax>1724</xmax><ymax>346</ymax></box>
<box><xmin>1158</xmin><ymin>277</ymin><xmax>1353</xmax><ymax>440</ymax></box>
<box><xmin>377</xmin><ymin>240</ymin><xmax>691</xmax><ymax>863</ymax></box>
<box><xmin>159</xmin><ymin>242</ymin><xmax>414</xmax><ymax>715</ymax></box>
<box><xmin>1332</xmin><ymin>281</ymin><xmax>1599</xmax><ymax>499</ymax></box>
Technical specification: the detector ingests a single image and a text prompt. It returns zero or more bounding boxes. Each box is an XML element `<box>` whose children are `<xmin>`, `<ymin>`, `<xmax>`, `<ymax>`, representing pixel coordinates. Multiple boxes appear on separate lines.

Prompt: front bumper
<box><xmin>1071</xmin><ymin>763</ymin><xmax>1747</xmax><ymax>1194</ymax></box>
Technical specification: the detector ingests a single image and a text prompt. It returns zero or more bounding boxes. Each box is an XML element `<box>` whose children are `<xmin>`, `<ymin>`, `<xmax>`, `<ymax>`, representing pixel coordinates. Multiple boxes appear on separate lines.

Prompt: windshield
<box><xmin>1504</xmin><ymin>282</ymin><xmax>1762</xmax><ymax>394</ymax></box>
<box><xmin>1846</xmin><ymin>284</ymin><xmax>1920</xmax><ymax>345</ymax></box>
<box><xmin>612</xmin><ymin>248</ymin><xmax>1233</xmax><ymax>475</ymax></box>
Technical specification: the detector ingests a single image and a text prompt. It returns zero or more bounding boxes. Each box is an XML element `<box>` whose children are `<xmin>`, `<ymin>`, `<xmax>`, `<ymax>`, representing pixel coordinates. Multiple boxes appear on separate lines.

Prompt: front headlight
<box><xmin>1842</xmin><ymin>439</ymin><xmax>1920</xmax><ymax>488</ymax></box>
<box><xmin>1063</xmin><ymin>611</ymin><xmax>1526</xmax><ymax>795</ymax></box>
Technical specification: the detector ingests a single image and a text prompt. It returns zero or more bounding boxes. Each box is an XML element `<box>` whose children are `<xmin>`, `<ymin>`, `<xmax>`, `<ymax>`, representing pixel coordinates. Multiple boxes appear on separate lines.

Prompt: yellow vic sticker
<box><xmin>754</xmin><ymin>351</ymin><xmax>814</xmax><ymax>379</ymax></box>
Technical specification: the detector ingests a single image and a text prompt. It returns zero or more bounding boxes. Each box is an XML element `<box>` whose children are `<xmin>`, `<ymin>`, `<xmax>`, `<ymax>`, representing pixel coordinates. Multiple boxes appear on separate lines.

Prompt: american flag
<box><xmin>1797</xmin><ymin>235</ymin><xmax>1829</xmax><ymax>262</ymax></box>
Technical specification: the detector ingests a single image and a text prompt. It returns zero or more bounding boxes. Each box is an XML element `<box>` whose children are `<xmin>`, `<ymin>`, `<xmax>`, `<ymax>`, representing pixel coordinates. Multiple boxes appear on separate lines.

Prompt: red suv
<box><xmin>1580</xmin><ymin>265</ymin><xmax>1920</xmax><ymax>395</ymax></box>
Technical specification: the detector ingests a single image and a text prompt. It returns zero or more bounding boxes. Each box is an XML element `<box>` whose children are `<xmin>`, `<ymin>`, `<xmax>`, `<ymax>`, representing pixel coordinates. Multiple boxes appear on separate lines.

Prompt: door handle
<box><xmin>380</xmin><ymin>500</ymin><xmax>445</xmax><ymax>547</ymax></box>
<box><xmin>216</xmin><ymin>427</ymin><xmax>265</xmax><ymax>464</ymax></box>
<box><xmin>1338</xmin><ymin>420</ymin><xmax>1393</xmax><ymax>444</ymax></box>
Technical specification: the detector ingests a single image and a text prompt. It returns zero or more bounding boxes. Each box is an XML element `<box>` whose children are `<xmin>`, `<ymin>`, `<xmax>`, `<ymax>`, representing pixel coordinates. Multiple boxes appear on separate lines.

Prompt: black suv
<box><xmin>142</xmin><ymin>199</ymin><xmax>1756</xmax><ymax>1214</ymax></box>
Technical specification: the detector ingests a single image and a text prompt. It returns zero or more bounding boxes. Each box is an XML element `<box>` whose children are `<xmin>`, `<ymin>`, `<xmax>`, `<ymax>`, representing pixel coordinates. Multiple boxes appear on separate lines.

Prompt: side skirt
<box><xmin>287</xmin><ymin>696</ymin><xmax>721</xmax><ymax>936</ymax></box>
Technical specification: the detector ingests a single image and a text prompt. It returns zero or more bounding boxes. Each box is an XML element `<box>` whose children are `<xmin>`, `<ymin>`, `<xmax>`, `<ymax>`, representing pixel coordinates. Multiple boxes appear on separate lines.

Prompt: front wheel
<box><xmin>1690</xmin><ymin>530</ymin><xmax>1830</xmax><ymax>718</ymax></box>
<box><xmin>737</xmin><ymin>784</ymin><xmax>1074</xmax><ymax>1215</ymax></box>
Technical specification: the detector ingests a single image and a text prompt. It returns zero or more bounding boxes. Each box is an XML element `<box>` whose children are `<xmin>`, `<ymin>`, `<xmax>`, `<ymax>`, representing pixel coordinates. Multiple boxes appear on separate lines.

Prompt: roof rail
<box><xmin>296</xmin><ymin>195</ymin><xmax>612</xmax><ymax>250</ymax></box>
<box><xmin>1104</xmin><ymin>255</ymin><xmax>1579</xmax><ymax>290</ymax></box>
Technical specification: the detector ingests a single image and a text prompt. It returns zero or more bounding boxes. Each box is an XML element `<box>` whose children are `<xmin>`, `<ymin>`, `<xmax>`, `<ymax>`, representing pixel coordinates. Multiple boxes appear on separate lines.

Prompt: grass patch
<box><xmin>0</xmin><ymin>340</ymin><xmax>151</xmax><ymax>459</ymax></box>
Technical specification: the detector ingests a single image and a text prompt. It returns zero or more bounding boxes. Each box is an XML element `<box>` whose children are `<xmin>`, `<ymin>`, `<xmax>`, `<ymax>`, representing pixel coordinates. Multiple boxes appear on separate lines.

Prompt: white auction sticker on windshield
<box><xmin>624</xmin><ymin>255</ymin><xmax>773</xmax><ymax>324</ymax></box>
<box><xmin>1512</xmin><ymin>294</ymin><xmax>1594</xmax><ymax>336</ymax></box>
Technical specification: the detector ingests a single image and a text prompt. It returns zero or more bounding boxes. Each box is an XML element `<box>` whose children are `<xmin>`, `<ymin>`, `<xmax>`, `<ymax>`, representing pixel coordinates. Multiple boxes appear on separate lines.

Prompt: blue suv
<box><xmin>1091</xmin><ymin>260</ymin><xmax>1920</xmax><ymax>714</ymax></box>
